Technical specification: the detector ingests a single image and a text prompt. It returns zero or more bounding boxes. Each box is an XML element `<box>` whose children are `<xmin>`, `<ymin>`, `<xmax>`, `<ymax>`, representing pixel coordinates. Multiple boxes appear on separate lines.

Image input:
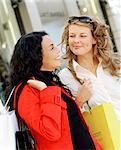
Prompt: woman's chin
<box><xmin>54</xmin><ymin>62</ymin><xmax>61</xmax><ymax>70</ymax></box>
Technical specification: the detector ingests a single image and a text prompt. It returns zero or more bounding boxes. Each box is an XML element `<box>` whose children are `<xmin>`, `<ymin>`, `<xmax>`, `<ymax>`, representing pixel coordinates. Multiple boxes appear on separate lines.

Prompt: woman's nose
<box><xmin>74</xmin><ymin>37</ymin><xmax>80</xmax><ymax>43</ymax></box>
<box><xmin>57</xmin><ymin>49</ymin><xmax>61</xmax><ymax>55</ymax></box>
<box><xmin>56</xmin><ymin>46</ymin><xmax>61</xmax><ymax>53</ymax></box>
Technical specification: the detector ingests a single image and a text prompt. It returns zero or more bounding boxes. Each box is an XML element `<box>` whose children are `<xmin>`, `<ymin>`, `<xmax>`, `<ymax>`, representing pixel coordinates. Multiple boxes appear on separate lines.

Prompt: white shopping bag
<box><xmin>0</xmin><ymin>87</ymin><xmax>19</xmax><ymax>150</ymax></box>
<box><xmin>0</xmin><ymin>110</ymin><xmax>19</xmax><ymax>150</ymax></box>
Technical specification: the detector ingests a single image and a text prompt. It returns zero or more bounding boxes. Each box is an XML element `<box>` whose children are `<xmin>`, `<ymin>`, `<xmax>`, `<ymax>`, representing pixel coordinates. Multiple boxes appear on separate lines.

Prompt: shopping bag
<box><xmin>0</xmin><ymin>99</ymin><xmax>19</xmax><ymax>150</ymax></box>
<box><xmin>15</xmin><ymin>81</ymin><xmax>36</xmax><ymax>150</ymax></box>
<box><xmin>0</xmin><ymin>81</ymin><xmax>35</xmax><ymax>150</ymax></box>
<box><xmin>82</xmin><ymin>103</ymin><xmax>121</xmax><ymax>150</ymax></box>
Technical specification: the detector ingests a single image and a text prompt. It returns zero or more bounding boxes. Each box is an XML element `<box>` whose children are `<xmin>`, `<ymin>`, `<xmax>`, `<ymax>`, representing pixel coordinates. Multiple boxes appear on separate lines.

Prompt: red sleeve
<box><xmin>17</xmin><ymin>85</ymin><xmax>67</xmax><ymax>141</ymax></box>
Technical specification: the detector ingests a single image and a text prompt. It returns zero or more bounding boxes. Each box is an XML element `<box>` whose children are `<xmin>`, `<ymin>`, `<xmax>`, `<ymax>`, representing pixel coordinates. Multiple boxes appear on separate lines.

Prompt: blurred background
<box><xmin>0</xmin><ymin>0</ymin><xmax>121</xmax><ymax>96</ymax></box>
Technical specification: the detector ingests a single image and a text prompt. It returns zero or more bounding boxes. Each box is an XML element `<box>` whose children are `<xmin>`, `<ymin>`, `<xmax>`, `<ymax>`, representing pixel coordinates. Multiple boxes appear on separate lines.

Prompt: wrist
<box><xmin>75</xmin><ymin>98</ymin><xmax>83</xmax><ymax>107</ymax></box>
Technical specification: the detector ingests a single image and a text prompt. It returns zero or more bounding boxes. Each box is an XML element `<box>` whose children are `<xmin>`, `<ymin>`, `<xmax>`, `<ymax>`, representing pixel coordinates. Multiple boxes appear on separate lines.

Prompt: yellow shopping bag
<box><xmin>83</xmin><ymin>103</ymin><xmax>121</xmax><ymax>150</ymax></box>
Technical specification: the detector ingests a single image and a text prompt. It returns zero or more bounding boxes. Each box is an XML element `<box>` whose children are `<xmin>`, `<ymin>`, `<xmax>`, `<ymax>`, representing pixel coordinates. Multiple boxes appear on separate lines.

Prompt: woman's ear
<box><xmin>92</xmin><ymin>37</ymin><xmax>96</xmax><ymax>44</ymax></box>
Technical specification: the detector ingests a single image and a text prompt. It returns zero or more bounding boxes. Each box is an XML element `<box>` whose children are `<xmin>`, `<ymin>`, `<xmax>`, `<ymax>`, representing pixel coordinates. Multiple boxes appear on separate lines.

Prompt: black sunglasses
<box><xmin>68</xmin><ymin>16</ymin><xmax>92</xmax><ymax>24</ymax></box>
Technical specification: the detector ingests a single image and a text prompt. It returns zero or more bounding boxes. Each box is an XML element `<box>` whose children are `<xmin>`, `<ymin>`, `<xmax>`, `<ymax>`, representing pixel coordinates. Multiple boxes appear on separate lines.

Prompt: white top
<box><xmin>59</xmin><ymin>60</ymin><xmax>121</xmax><ymax>123</ymax></box>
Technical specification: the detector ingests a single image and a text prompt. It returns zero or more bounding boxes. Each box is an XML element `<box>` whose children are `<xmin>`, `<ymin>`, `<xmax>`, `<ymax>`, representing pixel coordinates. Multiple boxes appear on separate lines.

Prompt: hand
<box><xmin>27</xmin><ymin>79</ymin><xmax>47</xmax><ymax>91</ymax></box>
<box><xmin>76</xmin><ymin>79</ymin><xmax>92</xmax><ymax>107</ymax></box>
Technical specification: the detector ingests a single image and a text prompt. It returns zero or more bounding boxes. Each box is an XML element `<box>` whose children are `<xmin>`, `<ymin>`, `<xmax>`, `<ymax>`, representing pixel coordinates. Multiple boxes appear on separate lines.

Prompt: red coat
<box><xmin>14</xmin><ymin>84</ymin><xmax>102</xmax><ymax>150</ymax></box>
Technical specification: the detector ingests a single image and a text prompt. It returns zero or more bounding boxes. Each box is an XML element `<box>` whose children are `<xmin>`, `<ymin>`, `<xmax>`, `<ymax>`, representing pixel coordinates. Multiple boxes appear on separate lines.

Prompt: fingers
<box><xmin>27</xmin><ymin>79</ymin><xmax>47</xmax><ymax>90</ymax></box>
<box><xmin>78</xmin><ymin>79</ymin><xmax>92</xmax><ymax>90</ymax></box>
<box><xmin>83</xmin><ymin>79</ymin><xmax>92</xmax><ymax>89</ymax></box>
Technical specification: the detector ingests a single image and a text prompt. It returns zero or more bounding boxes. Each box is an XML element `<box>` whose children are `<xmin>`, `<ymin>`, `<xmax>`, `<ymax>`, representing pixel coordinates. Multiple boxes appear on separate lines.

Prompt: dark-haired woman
<box><xmin>10</xmin><ymin>31</ymin><xmax>102</xmax><ymax>150</ymax></box>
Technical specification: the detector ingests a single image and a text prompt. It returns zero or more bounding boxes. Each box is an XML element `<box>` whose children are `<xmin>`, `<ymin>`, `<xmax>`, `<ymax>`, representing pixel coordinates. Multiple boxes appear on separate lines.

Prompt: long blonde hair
<box><xmin>61</xmin><ymin>16</ymin><xmax>121</xmax><ymax>79</ymax></box>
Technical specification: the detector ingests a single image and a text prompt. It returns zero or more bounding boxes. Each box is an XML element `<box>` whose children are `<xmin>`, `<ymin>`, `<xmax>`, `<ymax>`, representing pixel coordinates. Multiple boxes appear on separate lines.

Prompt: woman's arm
<box><xmin>17</xmin><ymin>83</ymin><xmax>65</xmax><ymax>141</ymax></box>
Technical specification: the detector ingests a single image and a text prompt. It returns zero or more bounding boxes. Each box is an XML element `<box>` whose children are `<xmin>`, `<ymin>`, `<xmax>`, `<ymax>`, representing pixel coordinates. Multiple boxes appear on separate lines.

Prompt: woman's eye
<box><xmin>81</xmin><ymin>35</ymin><xmax>87</xmax><ymax>37</ymax></box>
<box><xmin>69</xmin><ymin>35</ymin><xmax>75</xmax><ymax>38</ymax></box>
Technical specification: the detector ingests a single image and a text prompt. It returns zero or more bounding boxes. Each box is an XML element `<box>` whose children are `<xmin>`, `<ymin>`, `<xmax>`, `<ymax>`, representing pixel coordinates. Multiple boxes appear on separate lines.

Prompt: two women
<box><xmin>59</xmin><ymin>16</ymin><xmax>121</xmax><ymax>122</ymax></box>
<box><xmin>10</xmin><ymin>32</ymin><xmax>102</xmax><ymax>149</ymax></box>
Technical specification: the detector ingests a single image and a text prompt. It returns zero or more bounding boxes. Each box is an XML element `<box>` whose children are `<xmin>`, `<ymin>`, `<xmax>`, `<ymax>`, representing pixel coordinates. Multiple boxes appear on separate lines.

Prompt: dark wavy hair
<box><xmin>10</xmin><ymin>31</ymin><xmax>48</xmax><ymax>86</ymax></box>
<box><xmin>6</xmin><ymin>31</ymin><xmax>72</xmax><ymax>109</ymax></box>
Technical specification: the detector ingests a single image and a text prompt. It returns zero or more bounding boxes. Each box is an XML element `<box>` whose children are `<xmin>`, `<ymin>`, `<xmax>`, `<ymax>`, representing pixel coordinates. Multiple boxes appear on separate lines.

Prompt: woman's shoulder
<box><xmin>15</xmin><ymin>83</ymin><xmax>39</xmax><ymax>98</ymax></box>
<box><xmin>102</xmin><ymin>67</ymin><xmax>121</xmax><ymax>84</ymax></box>
<box><xmin>58</xmin><ymin>68</ymin><xmax>80</xmax><ymax>91</ymax></box>
<box><xmin>20</xmin><ymin>83</ymin><xmax>61</xmax><ymax>95</ymax></box>
<box><xmin>59</xmin><ymin>67</ymin><xmax>74</xmax><ymax>79</ymax></box>
<box><xmin>59</xmin><ymin>67</ymin><xmax>70</xmax><ymax>74</ymax></box>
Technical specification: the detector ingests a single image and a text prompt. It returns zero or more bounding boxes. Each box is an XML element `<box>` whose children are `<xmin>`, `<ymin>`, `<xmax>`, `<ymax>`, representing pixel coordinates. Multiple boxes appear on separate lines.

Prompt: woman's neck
<box><xmin>77</xmin><ymin>51</ymin><xmax>99</xmax><ymax>76</ymax></box>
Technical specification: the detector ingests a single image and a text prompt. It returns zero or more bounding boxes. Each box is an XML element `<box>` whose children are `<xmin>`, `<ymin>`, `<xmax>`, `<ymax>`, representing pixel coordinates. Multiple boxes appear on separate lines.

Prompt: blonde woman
<box><xmin>59</xmin><ymin>16</ymin><xmax>121</xmax><ymax>123</ymax></box>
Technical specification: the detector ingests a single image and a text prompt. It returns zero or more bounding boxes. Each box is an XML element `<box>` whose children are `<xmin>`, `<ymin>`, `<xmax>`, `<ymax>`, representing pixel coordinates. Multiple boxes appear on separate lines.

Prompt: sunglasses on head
<box><xmin>68</xmin><ymin>16</ymin><xmax>92</xmax><ymax>24</ymax></box>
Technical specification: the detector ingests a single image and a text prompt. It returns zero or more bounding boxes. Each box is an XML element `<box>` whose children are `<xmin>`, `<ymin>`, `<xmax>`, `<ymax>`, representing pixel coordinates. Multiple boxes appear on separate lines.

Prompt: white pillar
<box><xmin>24</xmin><ymin>0</ymin><xmax>42</xmax><ymax>31</ymax></box>
<box><xmin>64</xmin><ymin>0</ymin><xmax>80</xmax><ymax>16</ymax></box>
<box><xmin>0</xmin><ymin>0</ymin><xmax>21</xmax><ymax>62</ymax></box>
<box><xmin>106</xmin><ymin>0</ymin><xmax>121</xmax><ymax>53</ymax></box>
